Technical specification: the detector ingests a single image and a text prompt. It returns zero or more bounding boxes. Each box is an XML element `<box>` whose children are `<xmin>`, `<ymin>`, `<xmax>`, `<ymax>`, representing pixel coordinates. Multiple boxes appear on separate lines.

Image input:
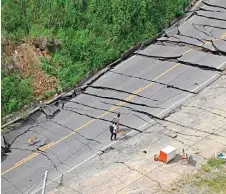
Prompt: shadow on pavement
<box><xmin>1</xmin><ymin>154</ymin><xmax>8</xmax><ymax>163</ymax></box>
<box><xmin>167</xmin><ymin>154</ymin><xmax>181</xmax><ymax>164</ymax></box>
<box><xmin>189</xmin><ymin>155</ymin><xmax>197</xmax><ymax>167</ymax></box>
<box><xmin>119</xmin><ymin>135</ymin><xmax>133</xmax><ymax>141</ymax></box>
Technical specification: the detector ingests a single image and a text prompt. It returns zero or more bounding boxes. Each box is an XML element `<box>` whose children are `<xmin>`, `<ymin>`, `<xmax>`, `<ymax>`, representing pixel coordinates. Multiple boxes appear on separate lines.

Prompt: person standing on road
<box><xmin>109</xmin><ymin>122</ymin><xmax>117</xmax><ymax>141</ymax></box>
<box><xmin>112</xmin><ymin>113</ymin><xmax>120</xmax><ymax>133</ymax></box>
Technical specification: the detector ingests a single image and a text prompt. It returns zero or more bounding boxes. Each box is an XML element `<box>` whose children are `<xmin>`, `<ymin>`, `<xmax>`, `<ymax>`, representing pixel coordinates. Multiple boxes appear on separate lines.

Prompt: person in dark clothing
<box><xmin>109</xmin><ymin>122</ymin><xmax>117</xmax><ymax>141</ymax></box>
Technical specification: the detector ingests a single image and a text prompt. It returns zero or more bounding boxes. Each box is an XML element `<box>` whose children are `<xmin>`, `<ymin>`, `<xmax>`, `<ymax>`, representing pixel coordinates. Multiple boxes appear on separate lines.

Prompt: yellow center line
<box><xmin>1</xmin><ymin>142</ymin><xmax>54</xmax><ymax>176</ymax></box>
<box><xmin>14</xmin><ymin>143</ymin><xmax>55</xmax><ymax>166</ymax></box>
<box><xmin>14</xmin><ymin>153</ymin><xmax>37</xmax><ymax>165</ymax></box>
<box><xmin>2</xmin><ymin>31</ymin><xmax>226</xmax><ymax>176</ymax></box>
<box><xmin>220</xmin><ymin>32</ymin><xmax>226</xmax><ymax>39</ymax></box>
<box><xmin>203</xmin><ymin>32</ymin><xmax>226</xmax><ymax>46</ymax></box>
<box><xmin>183</xmin><ymin>49</ymin><xmax>193</xmax><ymax>55</ymax></box>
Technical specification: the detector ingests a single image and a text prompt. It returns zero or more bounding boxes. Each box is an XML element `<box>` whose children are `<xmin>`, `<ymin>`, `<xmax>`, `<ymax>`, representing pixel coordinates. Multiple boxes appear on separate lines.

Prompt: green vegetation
<box><xmin>1</xmin><ymin>0</ymin><xmax>190</xmax><ymax>118</ymax></box>
<box><xmin>202</xmin><ymin>157</ymin><xmax>226</xmax><ymax>172</ymax></box>
<box><xmin>167</xmin><ymin>157</ymin><xmax>226</xmax><ymax>194</ymax></box>
<box><xmin>1</xmin><ymin>70</ymin><xmax>34</xmax><ymax>117</ymax></box>
<box><xmin>197</xmin><ymin>158</ymin><xmax>226</xmax><ymax>194</ymax></box>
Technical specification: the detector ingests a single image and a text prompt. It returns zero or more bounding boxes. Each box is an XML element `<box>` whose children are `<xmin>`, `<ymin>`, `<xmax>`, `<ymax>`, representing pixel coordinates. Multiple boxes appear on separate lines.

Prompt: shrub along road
<box><xmin>1</xmin><ymin>0</ymin><xmax>191</xmax><ymax>118</ymax></box>
<box><xmin>1</xmin><ymin>0</ymin><xmax>226</xmax><ymax>193</ymax></box>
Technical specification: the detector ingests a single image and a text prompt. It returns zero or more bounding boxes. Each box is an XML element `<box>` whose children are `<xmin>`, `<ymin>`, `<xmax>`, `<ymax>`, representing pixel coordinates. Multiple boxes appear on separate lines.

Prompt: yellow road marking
<box><xmin>204</xmin><ymin>32</ymin><xmax>226</xmax><ymax>46</ymax></box>
<box><xmin>141</xmin><ymin>63</ymin><xmax>180</xmax><ymax>91</ymax></box>
<box><xmin>1</xmin><ymin>165</ymin><xmax>23</xmax><ymax>176</ymax></box>
<box><xmin>1</xmin><ymin>64</ymin><xmax>179</xmax><ymax>175</ymax></box>
<box><xmin>219</xmin><ymin>32</ymin><xmax>226</xmax><ymax>39</ymax></box>
<box><xmin>2</xmin><ymin>31</ymin><xmax>226</xmax><ymax>176</ymax></box>
<box><xmin>1</xmin><ymin>142</ymin><xmax>54</xmax><ymax>175</ymax></box>
<box><xmin>14</xmin><ymin>153</ymin><xmax>39</xmax><ymax>167</ymax></box>
<box><xmin>14</xmin><ymin>143</ymin><xmax>54</xmax><ymax>166</ymax></box>
<box><xmin>182</xmin><ymin>49</ymin><xmax>193</xmax><ymax>55</ymax></box>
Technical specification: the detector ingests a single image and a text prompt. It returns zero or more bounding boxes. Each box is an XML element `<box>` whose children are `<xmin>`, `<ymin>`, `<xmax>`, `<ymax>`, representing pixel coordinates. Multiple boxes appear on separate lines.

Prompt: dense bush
<box><xmin>1</xmin><ymin>70</ymin><xmax>34</xmax><ymax>117</ymax></box>
<box><xmin>1</xmin><ymin>0</ymin><xmax>190</xmax><ymax>117</ymax></box>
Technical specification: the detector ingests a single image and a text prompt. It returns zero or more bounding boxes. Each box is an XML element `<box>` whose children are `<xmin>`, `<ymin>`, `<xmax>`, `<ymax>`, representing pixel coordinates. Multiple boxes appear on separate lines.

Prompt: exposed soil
<box><xmin>2</xmin><ymin>40</ymin><xmax>57</xmax><ymax>98</ymax></box>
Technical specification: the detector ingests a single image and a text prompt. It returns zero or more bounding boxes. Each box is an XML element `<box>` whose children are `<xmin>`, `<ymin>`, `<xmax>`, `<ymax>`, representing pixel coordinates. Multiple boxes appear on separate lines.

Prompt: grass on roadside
<box><xmin>166</xmin><ymin>156</ymin><xmax>226</xmax><ymax>194</ymax></box>
<box><xmin>1</xmin><ymin>0</ymin><xmax>191</xmax><ymax>119</ymax></box>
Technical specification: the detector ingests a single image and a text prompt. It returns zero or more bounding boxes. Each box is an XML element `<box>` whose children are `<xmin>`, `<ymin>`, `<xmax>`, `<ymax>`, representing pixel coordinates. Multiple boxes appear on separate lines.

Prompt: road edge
<box><xmin>1</xmin><ymin>0</ymin><xmax>200</xmax><ymax>132</ymax></box>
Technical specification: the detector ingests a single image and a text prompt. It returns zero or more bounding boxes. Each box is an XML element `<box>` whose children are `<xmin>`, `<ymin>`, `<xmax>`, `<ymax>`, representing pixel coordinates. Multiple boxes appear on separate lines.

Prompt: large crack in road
<box><xmin>156</xmin><ymin>38</ymin><xmax>226</xmax><ymax>58</ymax></box>
<box><xmin>137</xmin><ymin>52</ymin><xmax>224</xmax><ymax>72</ymax></box>
<box><xmin>2</xmin><ymin>1</ymin><xmax>226</xmax><ymax>193</ymax></box>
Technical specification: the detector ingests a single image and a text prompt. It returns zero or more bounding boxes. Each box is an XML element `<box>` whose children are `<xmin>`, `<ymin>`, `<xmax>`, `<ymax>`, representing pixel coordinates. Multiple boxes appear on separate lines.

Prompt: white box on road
<box><xmin>159</xmin><ymin>145</ymin><xmax>177</xmax><ymax>163</ymax></box>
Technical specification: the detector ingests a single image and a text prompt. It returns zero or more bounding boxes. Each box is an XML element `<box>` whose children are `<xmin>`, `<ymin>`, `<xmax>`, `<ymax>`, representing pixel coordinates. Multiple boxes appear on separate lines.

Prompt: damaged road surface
<box><xmin>2</xmin><ymin>0</ymin><xmax>226</xmax><ymax>193</ymax></box>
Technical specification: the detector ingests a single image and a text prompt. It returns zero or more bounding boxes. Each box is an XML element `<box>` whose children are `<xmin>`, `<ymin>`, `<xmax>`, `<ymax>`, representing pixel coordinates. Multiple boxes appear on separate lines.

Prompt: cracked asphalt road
<box><xmin>1</xmin><ymin>0</ymin><xmax>226</xmax><ymax>193</ymax></box>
